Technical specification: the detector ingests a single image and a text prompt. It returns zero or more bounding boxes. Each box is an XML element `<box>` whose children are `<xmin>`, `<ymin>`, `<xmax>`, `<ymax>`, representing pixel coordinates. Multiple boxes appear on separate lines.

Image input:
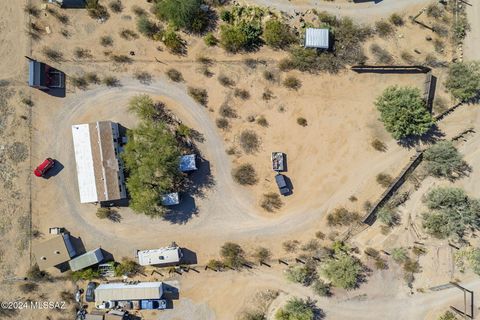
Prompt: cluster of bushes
<box><xmin>424</xmin><ymin>141</ymin><xmax>469</xmax><ymax>179</ymax></box>
<box><xmin>122</xmin><ymin>95</ymin><xmax>183</xmax><ymax>216</ymax></box>
<box><xmin>390</xmin><ymin>247</ymin><xmax>422</xmax><ymax>287</ymax></box>
<box><xmin>153</xmin><ymin>0</ymin><xmax>210</xmax><ymax>34</ymax></box>
<box><xmin>445</xmin><ymin>61</ymin><xmax>480</xmax><ymax>102</ymax></box>
<box><xmin>279</xmin><ymin>13</ymin><xmax>372</xmax><ymax>73</ymax></box>
<box><xmin>70</xmin><ymin>73</ymin><xmax>120</xmax><ymax>90</ymax></box>
<box><xmin>326</xmin><ymin>207</ymin><xmax>361</xmax><ymax>227</ymax></box>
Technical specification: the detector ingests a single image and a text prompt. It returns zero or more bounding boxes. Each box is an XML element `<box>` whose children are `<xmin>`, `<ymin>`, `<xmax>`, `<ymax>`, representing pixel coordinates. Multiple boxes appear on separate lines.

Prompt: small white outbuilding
<box><xmin>304</xmin><ymin>28</ymin><xmax>330</xmax><ymax>49</ymax></box>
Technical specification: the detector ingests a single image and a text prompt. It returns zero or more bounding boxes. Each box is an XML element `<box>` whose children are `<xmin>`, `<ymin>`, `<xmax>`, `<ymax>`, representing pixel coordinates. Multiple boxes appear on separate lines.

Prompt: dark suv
<box><xmin>85</xmin><ymin>282</ymin><xmax>98</xmax><ymax>302</ymax></box>
<box><xmin>275</xmin><ymin>174</ymin><xmax>290</xmax><ymax>196</ymax></box>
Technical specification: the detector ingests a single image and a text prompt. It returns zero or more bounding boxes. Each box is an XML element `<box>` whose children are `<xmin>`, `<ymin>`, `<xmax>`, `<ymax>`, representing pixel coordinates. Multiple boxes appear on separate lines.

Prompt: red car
<box><xmin>34</xmin><ymin>158</ymin><xmax>55</xmax><ymax>177</ymax></box>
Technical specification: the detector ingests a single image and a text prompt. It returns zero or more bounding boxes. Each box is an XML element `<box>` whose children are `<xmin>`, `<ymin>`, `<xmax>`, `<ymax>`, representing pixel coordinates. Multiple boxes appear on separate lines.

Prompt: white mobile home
<box><xmin>137</xmin><ymin>246</ymin><xmax>183</xmax><ymax>266</ymax></box>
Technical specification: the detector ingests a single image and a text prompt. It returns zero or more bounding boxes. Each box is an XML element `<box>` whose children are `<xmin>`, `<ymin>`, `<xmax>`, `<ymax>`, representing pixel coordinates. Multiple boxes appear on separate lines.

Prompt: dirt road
<box><xmin>464</xmin><ymin>0</ymin><xmax>480</xmax><ymax>61</ymax></box>
<box><xmin>241</xmin><ymin>0</ymin><xmax>431</xmax><ymax>22</ymax></box>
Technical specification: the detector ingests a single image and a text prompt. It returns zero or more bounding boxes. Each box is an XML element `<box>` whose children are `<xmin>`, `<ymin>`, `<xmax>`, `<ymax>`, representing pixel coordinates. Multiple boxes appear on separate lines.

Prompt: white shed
<box><xmin>304</xmin><ymin>28</ymin><xmax>330</xmax><ymax>49</ymax></box>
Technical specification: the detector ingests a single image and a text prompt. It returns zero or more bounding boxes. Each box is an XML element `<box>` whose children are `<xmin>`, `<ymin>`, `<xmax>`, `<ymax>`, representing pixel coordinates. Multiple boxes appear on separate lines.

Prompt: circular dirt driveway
<box><xmin>33</xmin><ymin>77</ymin><xmax>328</xmax><ymax>258</ymax></box>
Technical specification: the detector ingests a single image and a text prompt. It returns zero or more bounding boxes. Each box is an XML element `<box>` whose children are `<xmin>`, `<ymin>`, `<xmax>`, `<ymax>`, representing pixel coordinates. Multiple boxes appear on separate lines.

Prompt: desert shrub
<box><xmin>70</xmin><ymin>76</ymin><xmax>88</xmax><ymax>90</ymax></box>
<box><xmin>371</xmin><ymin>139</ymin><xmax>387</xmax><ymax>152</ymax></box>
<box><xmin>86</xmin><ymin>0</ymin><xmax>109</xmax><ymax>20</ymax></box>
<box><xmin>131</xmin><ymin>5</ymin><xmax>146</xmax><ymax>16</ymax></box>
<box><xmin>137</xmin><ymin>16</ymin><xmax>163</xmax><ymax>39</ymax></box>
<box><xmin>375</xmin><ymin>86</ymin><xmax>434</xmax><ymax>140</ymax></box>
<box><xmin>275</xmin><ymin>298</ymin><xmax>316</xmax><ymax>320</ymax></box>
<box><xmin>163</xmin><ymin>30</ymin><xmax>186</xmax><ymax>54</ymax></box>
<box><xmin>445</xmin><ymin>61</ymin><xmax>480</xmax><ymax>101</ymax></box>
<box><xmin>100</xmin><ymin>35</ymin><xmax>113</xmax><ymax>47</ymax></box>
<box><xmin>218</xmin><ymin>74</ymin><xmax>235</xmax><ymax>87</ymax></box>
<box><xmin>422</xmin><ymin>187</ymin><xmax>480</xmax><ymax>239</ymax></box>
<box><xmin>188</xmin><ymin>87</ymin><xmax>208</xmax><ymax>106</ymax></box>
<box><xmin>262</xmin><ymin>89</ymin><xmax>273</xmax><ymax>101</ymax></box>
<box><xmin>19</xmin><ymin>282</ymin><xmax>38</xmax><ymax>293</ymax></box>
<box><xmin>244</xmin><ymin>58</ymin><xmax>260</xmax><ymax>69</ymax></box>
<box><xmin>364</xmin><ymin>247</ymin><xmax>379</xmax><ymax>259</ymax></box>
<box><xmin>391</xmin><ymin>247</ymin><xmax>408</xmax><ymax>264</ymax></box>
<box><xmin>412</xmin><ymin>246</ymin><xmax>427</xmax><ymax>256</ymax></box>
<box><xmin>154</xmin><ymin>0</ymin><xmax>209</xmax><ymax>33</ymax></box>
<box><xmin>320</xmin><ymin>252</ymin><xmax>363</xmax><ymax>289</ymax></box>
<box><xmin>256</xmin><ymin>116</ymin><xmax>268</xmax><ymax>127</ymax></box>
<box><xmin>27</xmin><ymin>265</ymin><xmax>50</xmax><ymax>281</ymax></box>
<box><xmin>166</xmin><ymin>68</ymin><xmax>183</xmax><ymax>82</ymax></box>
<box><xmin>453</xmin><ymin>15</ymin><xmax>470</xmax><ymax>44</ymax></box>
<box><xmin>73</xmin><ymin>47</ymin><xmax>92</xmax><ymax>59</ymax></box>
<box><xmin>207</xmin><ymin>259</ymin><xmax>224</xmax><ymax>270</ymax></box>
<box><xmin>252</xmin><ymin>247</ymin><xmax>272</xmax><ymax>263</ymax></box>
<box><xmin>234</xmin><ymin>88</ymin><xmax>250</xmax><ymax>100</ymax></box>
<box><xmin>389</xmin><ymin>13</ymin><xmax>404</xmax><ymax>26</ymax></box>
<box><xmin>424</xmin><ymin>141</ymin><xmax>467</xmax><ymax>179</ymax></box>
<box><xmin>312</xmin><ymin>279</ymin><xmax>331</xmax><ymax>297</ymax></box>
<box><xmin>263</xmin><ymin>19</ymin><xmax>295</xmax><ymax>49</ymax></box>
<box><xmin>203</xmin><ymin>32</ymin><xmax>218</xmax><ymax>46</ymax></box>
<box><xmin>301</xmin><ymin>239</ymin><xmax>320</xmax><ymax>252</ymax></box>
<box><xmin>426</xmin><ymin>3</ymin><xmax>444</xmax><ymax>18</ymax></box>
<box><xmin>433</xmin><ymin>23</ymin><xmax>449</xmax><ymax>37</ymax></box>
<box><xmin>374</xmin><ymin>257</ymin><xmax>388</xmax><ymax>270</ymax></box>
<box><xmin>216</xmin><ymin>118</ymin><xmax>229</xmax><ymax>130</ymax></box>
<box><xmin>377</xmin><ymin>206</ymin><xmax>397</xmax><ymax>226</ymax></box>
<box><xmin>239</xmin><ymin>130</ymin><xmax>260</xmax><ymax>153</ymax></box>
<box><xmin>285</xmin><ymin>265</ymin><xmax>316</xmax><ymax>286</ymax></box>
<box><xmin>438</xmin><ymin>311</ymin><xmax>458</xmax><ymax>320</ymax></box>
<box><xmin>72</xmin><ymin>267</ymin><xmax>101</xmax><ymax>281</ymax></box>
<box><xmin>120</xmin><ymin>29</ymin><xmax>138</xmax><ymax>40</ymax></box>
<box><xmin>370</xmin><ymin>44</ymin><xmax>393</xmax><ymax>64</ymax></box>
<box><xmin>42</xmin><ymin>47</ymin><xmax>63</xmax><ymax>62</ymax></box>
<box><xmin>111</xmin><ymin>54</ymin><xmax>132</xmax><ymax>64</ymax></box>
<box><xmin>375</xmin><ymin>20</ymin><xmax>394</xmax><ymax>37</ymax></box>
<box><xmin>220</xmin><ymin>24</ymin><xmax>247</xmax><ymax>53</ymax></box>
<box><xmin>296</xmin><ymin>117</ymin><xmax>308</xmax><ymax>127</ymax></box>
<box><xmin>102</xmin><ymin>76</ymin><xmax>120</xmax><ymax>87</ymax></box>
<box><xmin>219</xmin><ymin>103</ymin><xmax>237</xmax><ymax>118</ymax></box>
<box><xmin>455</xmin><ymin>246</ymin><xmax>480</xmax><ymax>275</ymax></box>
<box><xmin>315</xmin><ymin>231</ymin><xmax>325</xmax><ymax>240</ymax></box>
<box><xmin>263</xmin><ymin>70</ymin><xmax>276</xmax><ymax>82</ymax></box>
<box><xmin>220</xmin><ymin>242</ymin><xmax>246</xmax><ymax>268</ymax></box>
<box><xmin>376</xmin><ymin>173</ymin><xmax>393</xmax><ymax>188</ymax></box>
<box><xmin>109</xmin><ymin>0</ymin><xmax>123</xmax><ymax>13</ymax></box>
<box><xmin>25</xmin><ymin>4</ymin><xmax>40</xmax><ymax>17</ymax></box>
<box><xmin>135</xmin><ymin>71</ymin><xmax>152</xmax><ymax>84</ymax></box>
<box><xmin>232</xmin><ymin>163</ymin><xmax>257</xmax><ymax>185</ymax></box>
<box><xmin>283</xmin><ymin>76</ymin><xmax>301</xmax><ymax>90</ymax></box>
<box><xmin>403</xmin><ymin>258</ymin><xmax>420</xmax><ymax>274</ymax></box>
<box><xmin>327</xmin><ymin>207</ymin><xmax>360</xmax><ymax>227</ymax></box>
<box><xmin>114</xmin><ymin>257</ymin><xmax>143</xmax><ymax>277</ymax></box>
<box><xmin>96</xmin><ymin>207</ymin><xmax>112</xmax><ymax>219</ymax></box>
<box><xmin>239</xmin><ymin>310</ymin><xmax>266</xmax><ymax>320</ymax></box>
<box><xmin>260</xmin><ymin>192</ymin><xmax>283</xmax><ymax>212</ymax></box>
<box><xmin>283</xmin><ymin>240</ymin><xmax>300</xmax><ymax>253</ymax></box>
<box><xmin>400</xmin><ymin>51</ymin><xmax>415</xmax><ymax>64</ymax></box>
<box><xmin>83</xmin><ymin>72</ymin><xmax>99</xmax><ymax>84</ymax></box>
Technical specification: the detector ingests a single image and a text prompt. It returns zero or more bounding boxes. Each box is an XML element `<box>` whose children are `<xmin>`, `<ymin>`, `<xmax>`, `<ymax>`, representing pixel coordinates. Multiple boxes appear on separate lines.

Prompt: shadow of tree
<box><xmin>398</xmin><ymin>124</ymin><xmax>445</xmax><ymax>149</ymax></box>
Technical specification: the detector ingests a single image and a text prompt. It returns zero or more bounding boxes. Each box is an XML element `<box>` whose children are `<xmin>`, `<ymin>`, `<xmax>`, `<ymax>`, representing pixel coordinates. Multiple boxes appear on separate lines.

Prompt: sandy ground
<box><xmin>464</xmin><ymin>0</ymin><xmax>480</xmax><ymax>61</ymax></box>
<box><xmin>1</xmin><ymin>0</ymin><xmax>478</xmax><ymax>319</ymax></box>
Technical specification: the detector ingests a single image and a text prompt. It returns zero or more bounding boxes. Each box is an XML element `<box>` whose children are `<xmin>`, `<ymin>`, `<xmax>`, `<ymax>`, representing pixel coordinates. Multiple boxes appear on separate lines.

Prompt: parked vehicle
<box><xmin>85</xmin><ymin>282</ymin><xmax>97</xmax><ymax>303</ymax></box>
<box><xmin>271</xmin><ymin>152</ymin><xmax>285</xmax><ymax>172</ymax></box>
<box><xmin>275</xmin><ymin>174</ymin><xmax>290</xmax><ymax>196</ymax></box>
<box><xmin>34</xmin><ymin>158</ymin><xmax>55</xmax><ymax>177</ymax></box>
<box><xmin>140</xmin><ymin>299</ymin><xmax>167</xmax><ymax>310</ymax></box>
<box><xmin>97</xmin><ymin>300</ymin><xmax>117</xmax><ymax>310</ymax></box>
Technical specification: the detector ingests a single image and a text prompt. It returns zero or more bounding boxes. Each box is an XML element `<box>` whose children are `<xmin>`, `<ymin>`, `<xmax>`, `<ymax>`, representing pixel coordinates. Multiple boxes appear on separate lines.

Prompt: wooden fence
<box><xmin>351</xmin><ymin>65</ymin><xmax>432</xmax><ymax>73</ymax></box>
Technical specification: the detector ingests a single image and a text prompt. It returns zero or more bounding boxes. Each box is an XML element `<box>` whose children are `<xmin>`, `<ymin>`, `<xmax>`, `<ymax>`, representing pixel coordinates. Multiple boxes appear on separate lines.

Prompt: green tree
<box><xmin>375</xmin><ymin>86</ymin><xmax>434</xmax><ymax>140</ymax></box>
<box><xmin>285</xmin><ymin>265</ymin><xmax>316</xmax><ymax>286</ymax></box>
<box><xmin>122</xmin><ymin>95</ymin><xmax>182</xmax><ymax>216</ymax></box>
<box><xmin>264</xmin><ymin>19</ymin><xmax>295</xmax><ymax>49</ymax></box>
<box><xmin>455</xmin><ymin>246</ymin><xmax>480</xmax><ymax>275</ymax></box>
<box><xmin>154</xmin><ymin>0</ymin><xmax>208</xmax><ymax>33</ymax></box>
<box><xmin>424</xmin><ymin>141</ymin><xmax>467</xmax><ymax>178</ymax></box>
<box><xmin>275</xmin><ymin>297</ymin><xmax>316</xmax><ymax>320</ymax></box>
<box><xmin>220</xmin><ymin>24</ymin><xmax>247</xmax><ymax>53</ymax></box>
<box><xmin>445</xmin><ymin>61</ymin><xmax>480</xmax><ymax>101</ymax></box>
<box><xmin>438</xmin><ymin>311</ymin><xmax>458</xmax><ymax>320</ymax></box>
<box><xmin>422</xmin><ymin>187</ymin><xmax>480</xmax><ymax>239</ymax></box>
<box><xmin>320</xmin><ymin>252</ymin><xmax>363</xmax><ymax>289</ymax></box>
<box><xmin>114</xmin><ymin>258</ymin><xmax>143</xmax><ymax>277</ymax></box>
<box><xmin>72</xmin><ymin>267</ymin><xmax>100</xmax><ymax>281</ymax></box>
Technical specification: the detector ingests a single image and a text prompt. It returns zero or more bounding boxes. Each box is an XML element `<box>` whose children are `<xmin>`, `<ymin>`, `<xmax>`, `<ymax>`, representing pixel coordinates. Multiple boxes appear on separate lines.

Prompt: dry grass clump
<box><xmin>234</xmin><ymin>88</ymin><xmax>250</xmax><ymax>100</ymax></box>
<box><xmin>371</xmin><ymin>139</ymin><xmax>387</xmax><ymax>152</ymax></box>
<box><xmin>216</xmin><ymin>118</ymin><xmax>229</xmax><ymax>130</ymax></box>
<box><xmin>370</xmin><ymin>44</ymin><xmax>393</xmax><ymax>64</ymax></box>
<box><xmin>119</xmin><ymin>29</ymin><xmax>138</xmax><ymax>40</ymax></box>
<box><xmin>218</xmin><ymin>74</ymin><xmax>235</xmax><ymax>87</ymax></box>
<box><xmin>102</xmin><ymin>76</ymin><xmax>121</xmax><ymax>87</ymax></box>
<box><xmin>100</xmin><ymin>35</ymin><xmax>113</xmax><ymax>47</ymax></box>
<box><xmin>297</xmin><ymin>117</ymin><xmax>307</xmax><ymax>127</ymax></box>
<box><xmin>239</xmin><ymin>130</ymin><xmax>260</xmax><ymax>154</ymax></box>
<box><xmin>232</xmin><ymin>163</ymin><xmax>258</xmax><ymax>185</ymax></box>
<box><xmin>376</xmin><ymin>173</ymin><xmax>393</xmax><ymax>188</ymax></box>
<box><xmin>283</xmin><ymin>76</ymin><xmax>301</xmax><ymax>90</ymax></box>
<box><xmin>42</xmin><ymin>47</ymin><xmax>63</xmax><ymax>62</ymax></box>
<box><xmin>260</xmin><ymin>193</ymin><xmax>283</xmax><ymax>212</ymax></box>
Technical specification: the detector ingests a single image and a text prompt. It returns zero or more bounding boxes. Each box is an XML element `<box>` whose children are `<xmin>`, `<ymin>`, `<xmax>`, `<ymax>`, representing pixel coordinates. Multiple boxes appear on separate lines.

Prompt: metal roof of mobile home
<box><xmin>304</xmin><ymin>28</ymin><xmax>330</xmax><ymax>49</ymax></box>
<box><xmin>28</xmin><ymin>60</ymin><xmax>46</xmax><ymax>87</ymax></box>
<box><xmin>137</xmin><ymin>247</ymin><xmax>182</xmax><ymax>266</ymax></box>
<box><xmin>179</xmin><ymin>154</ymin><xmax>197</xmax><ymax>172</ymax></box>
<box><xmin>68</xmin><ymin>248</ymin><xmax>104</xmax><ymax>271</ymax></box>
<box><xmin>95</xmin><ymin>282</ymin><xmax>163</xmax><ymax>304</ymax></box>
<box><xmin>72</xmin><ymin>121</ymin><xmax>126</xmax><ymax>203</ymax></box>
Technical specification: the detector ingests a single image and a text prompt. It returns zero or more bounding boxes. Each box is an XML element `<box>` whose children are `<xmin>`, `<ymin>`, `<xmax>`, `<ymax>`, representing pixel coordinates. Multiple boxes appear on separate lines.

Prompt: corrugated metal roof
<box><xmin>69</xmin><ymin>248</ymin><xmax>104</xmax><ymax>271</ymax></box>
<box><xmin>95</xmin><ymin>282</ymin><xmax>163</xmax><ymax>304</ymax></box>
<box><xmin>179</xmin><ymin>154</ymin><xmax>197</xmax><ymax>172</ymax></box>
<box><xmin>137</xmin><ymin>247</ymin><xmax>181</xmax><ymax>266</ymax></box>
<box><xmin>72</xmin><ymin>124</ymin><xmax>98</xmax><ymax>203</ymax></box>
<box><xmin>304</xmin><ymin>28</ymin><xmax>330</xmax><ymax>49</ymax></box>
